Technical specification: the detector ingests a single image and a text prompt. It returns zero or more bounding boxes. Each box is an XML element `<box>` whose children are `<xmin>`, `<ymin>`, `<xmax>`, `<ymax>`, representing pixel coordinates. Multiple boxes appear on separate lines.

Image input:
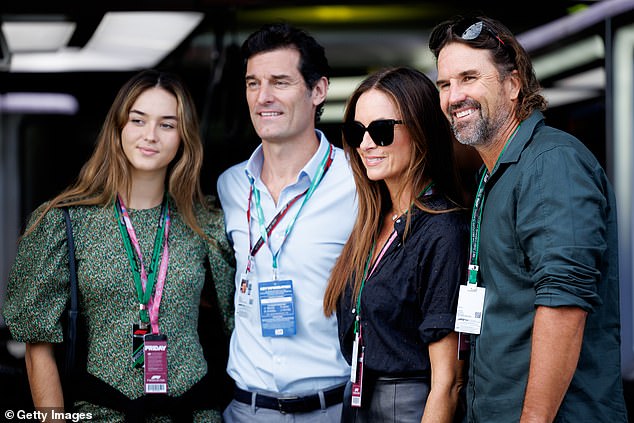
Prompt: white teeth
<box><xmin>456</xmin><ymin>109</ymin><xmax>474</xmax><ymax>118</ymax></box>
<box><xmin>260</xmin><ymin>112</ymin><xmax>281</xmax><ymax>117</ymax></box>
<box><xmin>367</xmin><ymin>157</ymin><xmax>384</xmax><ymax>164</ymax></box>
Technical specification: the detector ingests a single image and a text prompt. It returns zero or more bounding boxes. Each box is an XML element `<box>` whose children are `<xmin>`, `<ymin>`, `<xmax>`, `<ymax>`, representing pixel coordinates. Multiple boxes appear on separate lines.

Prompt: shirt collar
<box><xmin>496</xmin><ymin>110</ymin><xmax>544</xmax><ymax>167</ymax></box>
<box><xmin>479</xmin><ymin>110</ymin><xmax>544</xmax><ymax>180</ymax></box>
<box><xmin>244</xmin><ymin>129</ymin><xmax>331</xmax><ymax>186</ymax></box>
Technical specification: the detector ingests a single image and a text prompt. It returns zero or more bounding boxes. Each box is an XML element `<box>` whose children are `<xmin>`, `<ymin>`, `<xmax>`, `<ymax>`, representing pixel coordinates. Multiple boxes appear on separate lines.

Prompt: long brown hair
<box><xmin>323</xmin><ymin>66</ymin><xmax>463</xmax><ymax>316</ymax></box>
<box><xmin>26</xmin><ymin>69</ymin><xmax>206</xmax><ymax>237</ymax></box>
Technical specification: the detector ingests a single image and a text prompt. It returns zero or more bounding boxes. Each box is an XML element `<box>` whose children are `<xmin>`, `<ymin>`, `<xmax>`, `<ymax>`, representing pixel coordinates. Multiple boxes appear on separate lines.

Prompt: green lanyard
<box><xmin>354</xmin><ymin>244</ymin><xmax>375</xmax><ymax>336</ymax></box>
<box><xmin>468</xmin><ymin>125</ymin><xmax>520</xmax><ymax>287</ymax></box>
<box><xmin>114</xmin><ymin>195</ymin><xmax>169</xmax><ymax>324</ymax></box>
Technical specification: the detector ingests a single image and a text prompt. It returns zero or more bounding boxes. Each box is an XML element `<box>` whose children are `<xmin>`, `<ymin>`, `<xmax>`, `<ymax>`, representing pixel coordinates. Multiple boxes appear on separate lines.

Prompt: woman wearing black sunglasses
<box><xmin>323</xmin><ymin>67</ymin><xmax>469</xmax><ymax>423</ymax></box>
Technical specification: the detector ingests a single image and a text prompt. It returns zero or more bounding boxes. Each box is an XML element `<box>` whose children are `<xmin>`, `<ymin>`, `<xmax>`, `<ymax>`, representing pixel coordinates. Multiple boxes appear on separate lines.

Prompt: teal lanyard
<box><xmin>468</xmin><ymin>125</ymin><xmax>521</xmax><ymax>287</ymax></box>
<box><xmin>251</xmin><ymin>143</ymin><xmax>333</xmax><ymax>279</ymax></box>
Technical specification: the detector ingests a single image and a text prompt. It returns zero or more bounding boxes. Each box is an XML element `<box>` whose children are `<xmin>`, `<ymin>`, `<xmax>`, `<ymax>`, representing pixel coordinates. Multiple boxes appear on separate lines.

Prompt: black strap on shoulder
<box><xmin>61</xmin><ymin>207</ymin><xmax>78</xmax><ymax>380</ymax></box>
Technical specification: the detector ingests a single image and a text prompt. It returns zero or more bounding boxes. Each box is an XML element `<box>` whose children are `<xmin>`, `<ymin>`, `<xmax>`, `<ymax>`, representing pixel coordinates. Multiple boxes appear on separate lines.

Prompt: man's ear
<box><xmin>312</xmin><ymin>76</ymin><xmax>329</xmax><ymax>106</ymax></box>
<box><xmin>508</xmin><ymin>69</ymin><xmax>521</xmax><ymax>101</ymax></box>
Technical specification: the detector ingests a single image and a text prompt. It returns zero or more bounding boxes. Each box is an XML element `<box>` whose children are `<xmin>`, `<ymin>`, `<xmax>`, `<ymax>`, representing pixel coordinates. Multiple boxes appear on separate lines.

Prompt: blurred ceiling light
<box><xmin>86</xmin><ymin>12</ymin><xmax>203</xmax><ymax>58</ymax></box>
<box><xmin>327</xmin><ymin>76</ymin><xmax>365</xmax><ymax>102</ymax></box>
<box><xmin>0</xmin><ymin>92</ymin><xmax>79</xmax><ymax>114</ymax></box>
<box><xmin>541</xmin><ymin>87</ymin><xmax>602</xmax><ymax>108</ymax></box>
<box><xmin>8</xmin><ymin>11</ymin><xmax>203</xmax><ymax>72</ymax></box>
<box><xmin>532</xmin><ymin>36</ymin><xmax>604</xmax><ymax>80</ymax></box>
<box><xmin>555</xmin><ymin>67</ymin><xmax>605</xmax><ymax>89</ymax></box>
<box><xmin>540</xmin><ymin>67</ymin><xmax>605</xmax><ymax>109</ymax></box>
<box><xmin>322</xmin><ymin>101</ymin><xmax>347</xmax><ymax>123</ymax></box>
<box><xmin>2</xmin><ymin>21</ymin><xmax>76</xmax><ymax>52</ymax></box>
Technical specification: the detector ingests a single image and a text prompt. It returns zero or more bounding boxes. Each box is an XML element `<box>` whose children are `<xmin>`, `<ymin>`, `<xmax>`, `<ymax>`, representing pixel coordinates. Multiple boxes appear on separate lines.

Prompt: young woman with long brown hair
<box><xmin>4</xmin><ymin>69</ymin><xmax>234</xmax><ymax>422</ymax></box>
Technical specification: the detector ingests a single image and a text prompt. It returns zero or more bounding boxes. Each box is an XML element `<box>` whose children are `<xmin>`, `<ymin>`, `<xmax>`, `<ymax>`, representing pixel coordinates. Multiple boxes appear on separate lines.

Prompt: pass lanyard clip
<box><xmin>115</xmin><ymin>194</ymin><xmax>171</xmax><ymax>334</ymax></box>
<box><xmin>247</xmin><ymin>143</ymin><xmax>334</xmax><ymax>279</ymax></box>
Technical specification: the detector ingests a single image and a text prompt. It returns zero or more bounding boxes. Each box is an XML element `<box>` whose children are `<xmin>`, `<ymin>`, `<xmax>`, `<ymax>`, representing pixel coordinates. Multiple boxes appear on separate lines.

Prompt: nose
<box><xmin>358</xmin><ymin>131</ymin><xmax>376</xmax><ymax>150</ymax></box>
<box><xmin>446</xmin><ymin>82</ymin><xmax>466</xmax><ymax>105</ymax></box>
<box><xmin>256</xmin><ymin>81</ymin><xmax>274</xmax><ymax>104</ymax></box>
<box><xmin>144</xmin><ymin>124</ymin><xmax>158</xmax><ymax>142</ymax></box>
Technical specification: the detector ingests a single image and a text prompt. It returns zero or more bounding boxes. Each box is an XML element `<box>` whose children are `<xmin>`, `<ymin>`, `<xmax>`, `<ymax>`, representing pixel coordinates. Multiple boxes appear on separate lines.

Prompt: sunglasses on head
<box><xmin>429</xmin><ymin>18</ymin><xmax>505</xmax><ymax>53</ymax></box>
<box><xmin>456</xmin><ymin>19</ymin><xmax>505</xmax><ymax>45</ymax></box>
<box><xmin>342</xmin><ymin>119</ymin><xmax>403</xmax><ymax>148</ymax></box>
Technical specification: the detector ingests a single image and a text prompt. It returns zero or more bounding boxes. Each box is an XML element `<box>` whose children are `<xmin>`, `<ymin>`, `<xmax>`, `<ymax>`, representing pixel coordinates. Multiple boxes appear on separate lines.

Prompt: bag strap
<box><xmin>61</xmin><ymin>207</ymin><xmax>78</xmax><ymax>378</ymax></box>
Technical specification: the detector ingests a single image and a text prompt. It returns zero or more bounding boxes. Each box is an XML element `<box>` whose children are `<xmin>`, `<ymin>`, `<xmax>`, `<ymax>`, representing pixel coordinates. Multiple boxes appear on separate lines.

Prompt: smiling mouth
<box><xmin>259</xmin><ymin>112</ymin><xmax>282</xmax><ymax>117</ymax></box>
<box><xmin>365</xmin><ymin>156</ymin><xmax>385</xmax><ymax>165</ymax></box>
<box><xmin>455</xmin><ymin>109</ymin><xmax>475</xmax><ymax>119</ymax></box>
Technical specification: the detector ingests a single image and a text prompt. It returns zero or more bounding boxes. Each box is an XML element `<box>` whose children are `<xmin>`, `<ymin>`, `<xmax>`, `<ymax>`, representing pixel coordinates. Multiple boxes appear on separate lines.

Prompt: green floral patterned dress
<box><xmin>3</xmin><ymin>197</ymin><xmax>235</xmax><ymax>422</ymax></box>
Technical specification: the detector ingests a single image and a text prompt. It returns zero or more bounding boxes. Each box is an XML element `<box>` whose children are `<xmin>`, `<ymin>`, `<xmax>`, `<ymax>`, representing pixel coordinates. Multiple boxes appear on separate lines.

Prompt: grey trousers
<box><xmin>341</xmin><ymin>377</ymin><xmax>430</xmax><ymax>423</ymax></box>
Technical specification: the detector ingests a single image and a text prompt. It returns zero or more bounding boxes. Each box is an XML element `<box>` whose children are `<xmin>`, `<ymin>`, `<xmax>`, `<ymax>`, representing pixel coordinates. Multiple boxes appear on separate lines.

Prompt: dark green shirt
<box><xmin>467</xmin><ymin>111</ymin><xmax>628</xmax><ymax>422</ymax></box>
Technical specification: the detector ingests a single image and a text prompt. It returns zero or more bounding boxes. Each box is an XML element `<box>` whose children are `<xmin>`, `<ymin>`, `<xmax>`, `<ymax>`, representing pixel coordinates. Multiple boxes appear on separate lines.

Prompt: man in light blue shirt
<box><xmin>217</xmin><ymin>22</ymin><xmax>356</xmax><ymax>422</ymax></box>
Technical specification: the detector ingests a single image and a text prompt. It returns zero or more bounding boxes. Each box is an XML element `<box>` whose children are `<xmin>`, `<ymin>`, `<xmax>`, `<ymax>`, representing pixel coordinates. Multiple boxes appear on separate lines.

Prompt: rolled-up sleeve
<box><xmin>517</xmin><ymin>146</ymin><xmax>605</xmax><ymax>312</ymax></box>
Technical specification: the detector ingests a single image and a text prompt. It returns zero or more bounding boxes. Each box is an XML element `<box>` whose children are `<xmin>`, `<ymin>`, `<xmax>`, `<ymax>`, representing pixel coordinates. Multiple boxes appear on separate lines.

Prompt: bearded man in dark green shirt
<box><xmin>429</xmin><ymin>15</ymin><xmax>629</xmax><ymax>423</ymax></box>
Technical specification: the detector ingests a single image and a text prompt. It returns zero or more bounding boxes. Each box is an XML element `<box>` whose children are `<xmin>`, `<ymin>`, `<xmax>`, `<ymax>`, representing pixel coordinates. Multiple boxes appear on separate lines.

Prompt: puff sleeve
<box><xmin>3</xmin><ymin>206</ymin><xmax>70</xmax><ymax>343</ymax></box>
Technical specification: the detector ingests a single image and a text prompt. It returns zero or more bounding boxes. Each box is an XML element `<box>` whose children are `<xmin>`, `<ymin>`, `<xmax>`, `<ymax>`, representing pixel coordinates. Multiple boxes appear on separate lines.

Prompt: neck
<box><xmin>122</xmin><ymin>172</ymin><xmax>166</xmax><ymax>209</ymax></box>
<box><xmin>478</xmin><ymin>119</ymin><xmax>521</xmax><ymax>172</ymax></box>
<box><xmin>260</xmin><ymin>135</ymin><xmax>320</xmax><ymax>203</ymax></box>
<box><xmin>387</xmin><ymin>183</ymin><xmax>413</xmax><ymax>220</ymax></box>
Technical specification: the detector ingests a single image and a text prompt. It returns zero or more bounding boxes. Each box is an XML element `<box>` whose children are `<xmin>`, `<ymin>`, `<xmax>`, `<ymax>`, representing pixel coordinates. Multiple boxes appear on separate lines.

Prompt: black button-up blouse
<box><xmin>336</xmin><ymin>194</ymin><xmax>469</xmax><ymax>378</ymax></box>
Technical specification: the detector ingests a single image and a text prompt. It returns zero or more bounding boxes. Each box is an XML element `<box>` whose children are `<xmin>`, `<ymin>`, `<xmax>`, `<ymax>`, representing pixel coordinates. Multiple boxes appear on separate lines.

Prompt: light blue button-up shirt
<box><xmin>217</xmin><ymin>130</ymin><xmax>357</xmax><ymax>395</ymax></box>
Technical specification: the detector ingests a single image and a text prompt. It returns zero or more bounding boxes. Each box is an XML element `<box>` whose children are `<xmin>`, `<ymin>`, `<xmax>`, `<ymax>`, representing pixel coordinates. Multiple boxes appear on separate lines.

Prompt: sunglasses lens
<box><xmin>367</xmin><ymin>121</ymin><xmax>394</xmax><ymax>146</ymax></box>
<box><xmin>461</xmin><ymin>21</ymin><xmax>483</xmax><ymax>40</ymax></box>
<box><xmin>343</xmin><ymin>119</ymin><xmax>399</xmax><ymax>147</ymax></box>
<box><xmin>342</xmin><ymin>121</ymin><xmax>365</xmax><ymax>148</ymax></box>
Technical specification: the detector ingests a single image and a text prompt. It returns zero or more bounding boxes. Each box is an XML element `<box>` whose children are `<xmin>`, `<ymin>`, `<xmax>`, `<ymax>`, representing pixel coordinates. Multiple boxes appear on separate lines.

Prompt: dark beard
<box><xmin>451</xmin><ymin>109</ymin><xmax>490</xmax><ymax>146</ymax></box>
<box><xmin>449</xmin><ymin>100</ymin><xmax>505</xmax><ymax>147</ymax></box>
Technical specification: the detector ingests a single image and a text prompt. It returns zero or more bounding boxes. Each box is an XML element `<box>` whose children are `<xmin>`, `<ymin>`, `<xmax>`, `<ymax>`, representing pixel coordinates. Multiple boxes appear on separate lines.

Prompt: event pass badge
<box><xmin>144</xmin><ymin>334</ymin><xmax>168</xmax><ymax>394</ymax></box>
<box><xmin>258</xmin><ymin>280</ymin><xmax>296</xmax><ymax>337</ymax></box>
<box><xmin>455</xmin><ymin>282</ymin><xmax>486</xmax><ymax>335</ymax></box>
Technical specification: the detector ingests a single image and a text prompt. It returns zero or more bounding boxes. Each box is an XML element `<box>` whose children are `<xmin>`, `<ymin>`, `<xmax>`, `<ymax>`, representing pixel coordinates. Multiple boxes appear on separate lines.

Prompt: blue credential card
<box><xmin>258</xmin><ymin>279</ymin><xmax>296</xmax><ymax>337</ymax></box>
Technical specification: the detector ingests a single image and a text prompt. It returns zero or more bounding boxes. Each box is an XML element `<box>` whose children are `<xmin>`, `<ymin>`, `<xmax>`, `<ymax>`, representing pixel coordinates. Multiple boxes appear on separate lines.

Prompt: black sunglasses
<box><xmin>342</xmin><ymin>119</ymin><xmax>403</xmax><ymax>148</ymax></box>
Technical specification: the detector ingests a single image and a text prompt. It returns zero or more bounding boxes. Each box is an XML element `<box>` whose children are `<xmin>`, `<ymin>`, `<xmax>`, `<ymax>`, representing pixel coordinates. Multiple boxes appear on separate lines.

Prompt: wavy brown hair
<box><xmin>323</xmin><ymin>67</ymin><xmax>463</xmax><ymax>316</ymax></box>
<box><xmin>26</xmin><ymin>69</ymin><xmax>206</xmax><ymax>237</ymax></box>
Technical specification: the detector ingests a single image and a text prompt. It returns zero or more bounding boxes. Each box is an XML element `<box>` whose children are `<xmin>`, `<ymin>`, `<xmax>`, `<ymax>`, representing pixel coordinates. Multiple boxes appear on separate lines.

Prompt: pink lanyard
<box><xmin>368</xmin><ymin>230</ymin><xmax>398</xmax><ymax>279</ymax></box>
<box><xmin>117</xmin><ymin>194</ymin><xmax>171</xmax><ymax>334</ymax></box>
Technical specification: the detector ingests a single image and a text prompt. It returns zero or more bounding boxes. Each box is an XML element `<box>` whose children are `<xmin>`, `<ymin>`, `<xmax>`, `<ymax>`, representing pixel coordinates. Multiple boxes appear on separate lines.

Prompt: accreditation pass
<box><xmin>454</xmin><ymin>284</ymin><xmax>486</xmax><ymax>334</ymax></box>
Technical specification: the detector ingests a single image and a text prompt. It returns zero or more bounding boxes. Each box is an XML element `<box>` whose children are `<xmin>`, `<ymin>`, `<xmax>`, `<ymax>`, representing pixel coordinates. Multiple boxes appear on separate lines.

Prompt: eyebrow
<box><xmin>436</xmin><ymin>69</ymin><xmax>480</xmax><ymax>86</ymax></box>
<box><xmin>129</xmin><ymin>109</ymin><xmax>177</xmax><ymax>120</ymax></box>
<box><xmin>245</xmin><ymin>73</ymin><xmax>292</xmax><ymax>81</ymax></box>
